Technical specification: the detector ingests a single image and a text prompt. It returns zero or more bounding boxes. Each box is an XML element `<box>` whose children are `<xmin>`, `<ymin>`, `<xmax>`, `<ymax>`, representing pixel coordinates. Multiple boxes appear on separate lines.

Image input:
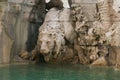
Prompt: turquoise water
<box><xmin>0</xmin><ymin>64</ymin><xmax>120</xmax><ymax>80</ymax></box>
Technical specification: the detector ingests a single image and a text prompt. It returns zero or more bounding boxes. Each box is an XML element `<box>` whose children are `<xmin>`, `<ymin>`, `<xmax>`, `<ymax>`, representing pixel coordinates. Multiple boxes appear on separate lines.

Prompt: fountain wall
<box><xmin>1</xmin><ymin>0</ymin><xmax>120</xmax><ymax>68</ymax></box>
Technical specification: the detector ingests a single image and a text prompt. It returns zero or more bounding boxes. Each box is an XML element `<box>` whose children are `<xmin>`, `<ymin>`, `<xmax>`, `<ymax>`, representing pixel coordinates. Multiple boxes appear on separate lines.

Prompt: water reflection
<box><xmin>0</xmin><ymin>64</ymin><xmax>120</xmax><ymax>80</ymax></box>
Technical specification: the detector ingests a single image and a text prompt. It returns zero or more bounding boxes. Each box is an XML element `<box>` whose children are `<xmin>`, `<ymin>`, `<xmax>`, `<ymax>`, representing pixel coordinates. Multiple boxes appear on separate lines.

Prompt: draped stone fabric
<box><xmin>26</xmin><ymin>0</ymin><xmax>46</xmax><ymax>52</ymax></box>
<box><xmin>0</xmin><ymin>2</ymin><xmax>13</xmax><ymax>64</ymax></box>
<box><xmin>0</xmin><ymin>0</ymin><xmax>46</xmax><ymax>63</ymax></box>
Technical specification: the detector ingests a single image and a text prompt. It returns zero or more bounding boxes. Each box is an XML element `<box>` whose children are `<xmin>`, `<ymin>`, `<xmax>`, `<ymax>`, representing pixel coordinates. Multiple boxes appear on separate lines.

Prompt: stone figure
<box><xmin>33</xmin><ymin>8</ymin><xmax>76</xmax><ymax>62</ymax></box>
<box><xmin>26</xmin><ymin>0</ymin><xmax>46</xmax><ymax>52</ymax></box>
<box><xmin>71</xmin><ymin>4</ymin><xmax>109</xmax><ymax>64</ymax></box>
<box><xmin>19</xmin><ymin>0</ymin><xmax>73</xmax><ymax>63</ymax></box>
<box><xmin>25</xmin><ymin>0</ymin><xmax>72</xmax><ymax>52</ymax></box>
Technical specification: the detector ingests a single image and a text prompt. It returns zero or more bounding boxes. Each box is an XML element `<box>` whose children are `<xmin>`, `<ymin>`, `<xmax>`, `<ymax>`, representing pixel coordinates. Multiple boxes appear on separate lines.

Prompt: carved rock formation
<box><xmin>71</xmin><ymin>5</ymin><xmax>108</xmax><ymax>64</ymax></box>
<box><xmin>6</xmin><ymin>0</ymin><xmax>119</xmax><ymax>68</ymax></box>
<box><xmin>0</xmin><ymin>0</ymin><xmax>46</xmax><ymax>63</ymax></box>
<box><xmin>0</xmin><ymin>2</ymin><xmax>13</xmax><ymax>63</ymax></box>
<box><xmin>1</xmin><ymin>0</ymin><xmax>120</xmax><ymax>70</ymax></box>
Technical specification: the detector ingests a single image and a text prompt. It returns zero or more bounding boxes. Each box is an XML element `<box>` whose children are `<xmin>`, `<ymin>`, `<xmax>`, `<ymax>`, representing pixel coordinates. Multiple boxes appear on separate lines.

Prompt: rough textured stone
<box><xmin>107</xmin><ymin>46</ymin><xmax>120</xmax><ymax>66</ymax></box>
<box><xmin>0</xmin><ymin>0</ymin><xmax>46</xmax><ymax>63</ymax></box>
<box><xmin>71</xmin><ymin>0</ymin><xmax>97</xmax><ymax>4</ymax></box>
<box><xmin>90</xmin><ymin>57</ymin><xmax>108</xmax><ymax>66</ymax></box>
<box><xmin>0</xmin><ymin>2</ymin><xmax>13</xmax><ymax>64</ymax></box>
<box><xmin>31</xmin><ymin>8</ymin><xmax>76</xmax><ymax>63</ymax></box>
<box><xmin>1</xmin><ymin>0</ymin><xmax>120</xmax><ymax>68</ymax></box>
<box><xmin>18</xmin><ymin>0</ymin><xmax>120</xmax><ymax>66</ymax></box>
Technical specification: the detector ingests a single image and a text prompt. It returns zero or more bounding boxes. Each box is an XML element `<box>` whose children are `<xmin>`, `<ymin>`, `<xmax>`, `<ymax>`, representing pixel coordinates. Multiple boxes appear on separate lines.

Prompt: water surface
<box><xmin>0</xmin><ymin>64</ymin><xmax>120</xmax><ymax>80</ymax></box>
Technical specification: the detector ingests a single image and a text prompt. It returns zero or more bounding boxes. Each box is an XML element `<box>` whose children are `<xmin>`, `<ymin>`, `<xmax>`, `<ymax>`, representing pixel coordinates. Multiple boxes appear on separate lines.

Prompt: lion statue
<box><xmin>32</xmin><ymin>8</ymin><xmax>76</xmax><ymax>62</ymax></box>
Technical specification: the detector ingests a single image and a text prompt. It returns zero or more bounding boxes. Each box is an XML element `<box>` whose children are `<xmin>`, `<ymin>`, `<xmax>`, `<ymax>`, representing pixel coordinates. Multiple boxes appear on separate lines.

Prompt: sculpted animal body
<box><xmin>35</xmin><ymin>8</ymin><xmax>76</xmax><ymax>62</ymax></box>
<box><xmin>46</xmin><ymin>0</ymin><xmax>71</xmax><ymax>10</ymax></box>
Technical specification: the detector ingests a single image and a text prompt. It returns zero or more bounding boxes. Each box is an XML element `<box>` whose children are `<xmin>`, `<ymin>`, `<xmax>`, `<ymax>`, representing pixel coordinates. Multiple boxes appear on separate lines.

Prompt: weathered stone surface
<box><xmin>0</xmin><ymin>30</ymin><xmax>13</xmax><ymax>64</ymax></box>
<box><xmin>70</xmin><ymin>1</ymin><xmax>109</xmax><ymax>65</ymax></box>
<box><xmin>8</xmin><ymin>0</ymin><xmax>24</xmax><ymax>4</ymax></box>
<box><xmin>71</xmin><ymin>0</ymin><xmax>97</xmax><ymax>4</ymax></box>
<box><xmin>107</xmin><ymin>47</ymin><xmax>116</xmax><ymax>66</ymax></box>
<box><xmin>110</xmin><ymin>0</ymin><xmax>120</xmax><ymax>23</ymax></box>
<box><xmin>97</xmin><ymin>0</ymin><xmax>112</xmax><ymax>29</ymax></box>
<box><xmin>0</xmin><ymin>0</ymin><xmax>7</xmax><ymax>2</ymax></box>
<box><xmin>71</xmin><ymin>3</ymin><xmax>97</xmax><ymax>22</ymax></box>
<box><xmin>1</xmin><ymin>0</ymin><xmax>120</xmax><ymax>68</ymax></box>
<box><xmin>18</xmin><ymin>0</ymin><xmax>116</xmax><ymax>65</ymax></box>
<box><xmin>26</xmin><ymin>0</ymin><xmax>46</xmax><ymax>52</ymax></box>
<box><xmin>2</xmin><ymin>2</ymin><xmax>29</xmax><ymax>62</ymax></box>
<box><xmin>33</xmin><ymin>8</ymin><xmax>76</xmax><ymax>63</ymax></box>
<box><xmin>90</xmin><ymin>57</ymin><xmax>108</xmax><ymax>66</ymax></box>
<box><xmin>0</xmin><ymin>2</ymin><xmax>13</xmax><ymax>64</ymax></box>
<box><xmin>112</xmin><ymin>0</ymin><xmax>120</xmax><ymax>13</ymax></box>
<box><xmin>107</xmin><ymin>46</ymin><xmax>120</xmax><ymax>66</ymax></box>
<box><xmin>0</xmin><ymin>0</ymin><xmax>46</xmax><ymax>63</ymax></box>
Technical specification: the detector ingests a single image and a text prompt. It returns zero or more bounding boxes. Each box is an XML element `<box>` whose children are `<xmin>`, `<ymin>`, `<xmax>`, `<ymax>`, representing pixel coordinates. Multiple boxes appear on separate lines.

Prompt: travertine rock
<box><xmin>71</xmin><ymin>3</ymin><xmax>109</xmax><ymax>64</ymax></box>
<box><xmin>108</xmin><ymin>46</ymin><xmax>120</xmax><ymax>67</ymax></box>
<box><xmin>0</xmin><ymin>2</ymin><xmax>14</xmax><ymax>64</ymax></box>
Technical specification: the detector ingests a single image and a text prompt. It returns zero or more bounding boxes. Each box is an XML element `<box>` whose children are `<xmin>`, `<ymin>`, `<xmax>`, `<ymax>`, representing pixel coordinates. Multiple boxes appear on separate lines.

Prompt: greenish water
<box><xmin>0</xmin><ymin>64</ymin><xmax>120</xmax><ymax>80</ymax></box>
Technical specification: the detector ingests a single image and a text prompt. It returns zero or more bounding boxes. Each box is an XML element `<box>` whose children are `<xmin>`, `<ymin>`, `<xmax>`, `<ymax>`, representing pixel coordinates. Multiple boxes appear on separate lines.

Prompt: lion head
<box><xmin>37</xmin><ymin>22</ymin><xmax>65</xmax><ymax>61</ymax></box>
<box><xmin>38</xmin><ymin>30</ymin><xmax>55</xmax><ymax>55</ymax></box>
